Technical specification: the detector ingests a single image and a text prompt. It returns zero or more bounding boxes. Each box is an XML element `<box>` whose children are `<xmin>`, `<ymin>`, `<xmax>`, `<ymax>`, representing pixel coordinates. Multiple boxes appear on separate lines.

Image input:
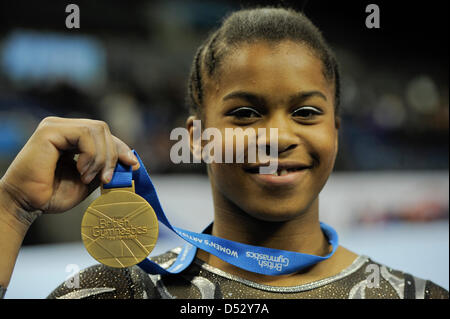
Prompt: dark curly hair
<box><xmin>186</xmin><ymin>6</ymin><xmax>341</xmax><ymax>125</ymax></box>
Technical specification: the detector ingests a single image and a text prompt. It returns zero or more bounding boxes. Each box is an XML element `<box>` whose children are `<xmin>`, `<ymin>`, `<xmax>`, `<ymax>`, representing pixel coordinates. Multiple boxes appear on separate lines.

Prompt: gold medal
<box><xmin>81</xmin><ymin>181</ymin><xmax>159</xmax><ymax>268</ymax></box>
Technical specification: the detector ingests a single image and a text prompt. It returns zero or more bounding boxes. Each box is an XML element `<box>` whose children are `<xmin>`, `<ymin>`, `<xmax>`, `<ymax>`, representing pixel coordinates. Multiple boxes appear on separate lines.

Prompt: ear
<box><xmin>334</xmin><ymin>115</ymin><xmax>341</xmax><ymax>130</ymax></box>
<box><xmin>186</xmin><ymin>115</ymin><xmax>202</xmax><ymax>162</ymax></box>
<box><xmin>334</xmin><ymin>116</ymin><xmax>341</xmax><ymax>153</ymax></box>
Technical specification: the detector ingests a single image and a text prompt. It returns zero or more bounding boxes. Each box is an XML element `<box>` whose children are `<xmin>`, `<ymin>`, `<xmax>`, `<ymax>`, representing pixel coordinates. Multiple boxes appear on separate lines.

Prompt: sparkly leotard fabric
<box><xmin>47</xmin><ymin>247</ymin><xmax>448</xmax><ymax>299</ymax></box>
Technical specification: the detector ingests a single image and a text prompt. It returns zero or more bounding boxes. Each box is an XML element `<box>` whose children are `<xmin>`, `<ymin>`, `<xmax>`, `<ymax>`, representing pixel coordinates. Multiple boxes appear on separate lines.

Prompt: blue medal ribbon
<box><xmin>104</xmin><ymin>150</ymin><xmax>339</xmax><ymax>276</ymax></box>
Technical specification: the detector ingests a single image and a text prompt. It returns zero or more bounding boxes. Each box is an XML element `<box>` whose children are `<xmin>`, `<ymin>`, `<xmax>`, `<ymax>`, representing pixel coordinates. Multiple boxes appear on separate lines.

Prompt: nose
<box><xmin>261</xmin><ymin>111</ymin><xmax>299</xmax><ymax>156</ymax></box>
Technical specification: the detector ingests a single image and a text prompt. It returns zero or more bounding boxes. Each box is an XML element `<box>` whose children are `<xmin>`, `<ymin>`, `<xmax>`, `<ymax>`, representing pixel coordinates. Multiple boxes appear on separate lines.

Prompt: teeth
<box><xmin>262</xmin><ymin>168</ymin><xmax>294</xmax><ymax>176</ymax></box>
<box><xmin>268</xmin><ymin>169</ymin><xmax>289</xmax><ymax>176</ymax></box>
<box><xmin>279</xmin><ymin>169</ymin><xmax>288</xmax><ymax>176</ymax></box>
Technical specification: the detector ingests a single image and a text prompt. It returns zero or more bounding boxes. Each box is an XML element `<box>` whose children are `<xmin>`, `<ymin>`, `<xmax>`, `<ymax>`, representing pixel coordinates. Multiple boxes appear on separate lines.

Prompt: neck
<box><xmin>211</xmin><ymin>195</ymin><xmax>329</xmax><ymax>256</ymax></box>
<box><xmin>196</xmin><ymin>188</ymin><xmax>339</xmax><ymax>286</ymax></box>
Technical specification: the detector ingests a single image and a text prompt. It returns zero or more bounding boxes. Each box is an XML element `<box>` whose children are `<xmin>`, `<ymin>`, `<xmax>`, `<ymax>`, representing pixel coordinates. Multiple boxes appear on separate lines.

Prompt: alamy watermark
<box><xmin>65</xmin><ymin>4</ymin><xmax>80</xmax><ymax>29</ymax></box>
<box><xmin>365</xmin><ymin>263</ymin><xmax>380</xmax><ymax>288</ymax></box>
<box><xmin>365</xmin><ymin>4</ymin><xmax>380</xmax><ymax>29</ymax></box>
<box><xmin>170</xmin><ymin>120</ymin><xmax>279</xmax><ymax>174</ymax></box>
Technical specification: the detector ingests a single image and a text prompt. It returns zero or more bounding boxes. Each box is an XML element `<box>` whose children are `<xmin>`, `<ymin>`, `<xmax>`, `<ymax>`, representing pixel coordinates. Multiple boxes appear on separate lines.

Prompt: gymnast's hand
<box><xmin>0</xmin><ymin>116</ymin><xmax>140</xmax><ymax>222</ymax></box>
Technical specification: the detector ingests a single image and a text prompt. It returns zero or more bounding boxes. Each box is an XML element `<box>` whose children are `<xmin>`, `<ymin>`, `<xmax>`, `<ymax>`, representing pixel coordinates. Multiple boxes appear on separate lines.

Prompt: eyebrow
<box><xmin>222</xmin><ymin>90</ymin><xmax>327</xmax><ymax>105</ymax></box>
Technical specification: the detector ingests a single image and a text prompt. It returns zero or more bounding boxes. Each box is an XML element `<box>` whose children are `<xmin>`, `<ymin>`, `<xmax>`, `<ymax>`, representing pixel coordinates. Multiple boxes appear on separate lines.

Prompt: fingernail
<box><xmin>80</xmin><ymin>163</ymin><xmax>90</xmax><ymax>175</ymax></box>
<box><xmin>103</xmin><ymin>170</ymin><xmax>113</xmax><ymax>184</ymax></box>
<box><xmin>128</xmin><ymin>150</ymin><xmax>137</xmax><ymax>163</ymax></box>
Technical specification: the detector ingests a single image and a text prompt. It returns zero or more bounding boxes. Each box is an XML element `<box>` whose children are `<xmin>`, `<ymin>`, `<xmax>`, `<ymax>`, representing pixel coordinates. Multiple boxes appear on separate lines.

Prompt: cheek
<box><xmin>208</xmin><ymin>162</ymin><xmax>246</xmax><ymax>200</ymax></box>
<box><xmin>310</xmin><ymin>126</ymin><xmax>338</xmax><ymax>174</ymax></box>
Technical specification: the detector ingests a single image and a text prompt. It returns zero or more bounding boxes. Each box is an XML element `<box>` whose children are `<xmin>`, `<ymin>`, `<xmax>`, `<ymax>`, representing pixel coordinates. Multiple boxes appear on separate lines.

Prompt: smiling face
<box><xmin>192</xmin><ymin>40</ymin><xmax>339</xmax><ymax>222</ymax></box>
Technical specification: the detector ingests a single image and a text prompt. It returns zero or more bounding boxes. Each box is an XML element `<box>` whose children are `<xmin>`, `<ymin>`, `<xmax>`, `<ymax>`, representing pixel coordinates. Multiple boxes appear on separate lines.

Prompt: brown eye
<box><xmin>292</xmin><ymin>106</ymin><xmax>323</xmax><ymax>119</ymax></box>
<box><xmin>227</xmin><ymin>107</ymin><xmax>262</xmax><ymax>119</ymax></box>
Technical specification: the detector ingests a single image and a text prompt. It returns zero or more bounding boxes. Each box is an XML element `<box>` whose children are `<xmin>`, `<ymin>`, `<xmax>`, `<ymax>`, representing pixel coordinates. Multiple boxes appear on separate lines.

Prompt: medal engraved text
<box><xmin>91</xmin><ymin>217</ymin><xmax>148</xmax><ymax>240</ymax></box>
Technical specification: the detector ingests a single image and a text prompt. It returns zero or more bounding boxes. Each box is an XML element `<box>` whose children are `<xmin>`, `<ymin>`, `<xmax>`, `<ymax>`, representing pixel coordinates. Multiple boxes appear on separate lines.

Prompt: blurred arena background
<box><xmin>0</xmin><ymin>0</ymin><xmax>448</xmax><ymax>298</ymax></box>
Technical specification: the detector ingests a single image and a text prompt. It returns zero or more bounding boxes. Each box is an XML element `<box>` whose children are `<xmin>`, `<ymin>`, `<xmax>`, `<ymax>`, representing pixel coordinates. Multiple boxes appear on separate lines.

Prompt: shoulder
<box><xmin>351</xmin><ymin>256</ymin><xmax>448</xmax><ymax>299</ymax></box>
<box><xmin>47</xmin><ymin>250</ymin><xmax>178</xmax><ymax>299</ymax></box>
<box><xmin>406</xmin><ymin>276</ymin><xmax>449</xmax><ymax>299</ymax></box>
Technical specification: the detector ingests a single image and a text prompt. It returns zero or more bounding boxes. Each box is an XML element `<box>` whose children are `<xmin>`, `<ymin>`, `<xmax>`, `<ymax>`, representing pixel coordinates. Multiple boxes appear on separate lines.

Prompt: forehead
<box><xmin>205</xmin><ymin>40</ymin><xmax>333</xmax><ymax>105</ymax></box>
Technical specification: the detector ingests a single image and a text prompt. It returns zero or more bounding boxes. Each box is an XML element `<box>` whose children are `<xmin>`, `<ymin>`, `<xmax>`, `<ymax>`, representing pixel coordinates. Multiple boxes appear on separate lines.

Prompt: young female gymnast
<box><xmin>0</xmin><ymin>7</ymin><xmax>447</xmax><ymax>299</ymax></box>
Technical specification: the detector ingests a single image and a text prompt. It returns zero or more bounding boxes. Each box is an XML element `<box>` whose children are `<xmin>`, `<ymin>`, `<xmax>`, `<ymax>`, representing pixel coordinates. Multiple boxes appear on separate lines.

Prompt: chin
<box><xmin>242</xmin><ymin>200</ymin><xmax>312</xmax><ymax>223</ymax></box>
